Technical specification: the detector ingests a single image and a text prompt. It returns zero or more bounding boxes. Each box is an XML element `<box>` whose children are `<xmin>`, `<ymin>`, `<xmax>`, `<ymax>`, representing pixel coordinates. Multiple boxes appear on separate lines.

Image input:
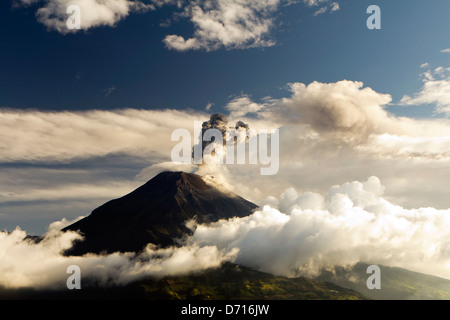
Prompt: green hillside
<box><xmin>315</xmin><ymin>262</ymin><xmax>450</xmax><ymax>300</ymax></box>
<box><xmin>0</xmin><ymin>263</ymin><xmax>366</xmax><ymax>300</ymax></box>
<box><xmin>135</xmin><ymin>263</ymin><xmax>366</xmax><ymax>300</ymax></box>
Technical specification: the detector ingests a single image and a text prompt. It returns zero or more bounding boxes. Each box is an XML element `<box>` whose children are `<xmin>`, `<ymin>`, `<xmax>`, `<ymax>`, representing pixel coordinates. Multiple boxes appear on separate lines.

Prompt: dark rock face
<box><xmin>63</xmin><ymin>171</ymin><xmax>257</xmax><ymax>255</ymax></box>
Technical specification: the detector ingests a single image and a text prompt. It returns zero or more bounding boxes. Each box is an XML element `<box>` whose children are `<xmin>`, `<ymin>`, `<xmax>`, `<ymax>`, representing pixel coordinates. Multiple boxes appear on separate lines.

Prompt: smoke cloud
<box><xmin>193</xmin><ymin>113</ymin><xmax>251</xmax><ymax>164</ymax></box>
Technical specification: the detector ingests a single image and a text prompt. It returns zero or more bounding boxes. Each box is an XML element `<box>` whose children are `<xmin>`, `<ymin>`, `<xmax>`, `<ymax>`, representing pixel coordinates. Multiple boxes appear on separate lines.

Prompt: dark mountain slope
<box><xmin>63</xmin><ymin>171</ymin><xmax>257</xmax><ymax>255</ymax></box>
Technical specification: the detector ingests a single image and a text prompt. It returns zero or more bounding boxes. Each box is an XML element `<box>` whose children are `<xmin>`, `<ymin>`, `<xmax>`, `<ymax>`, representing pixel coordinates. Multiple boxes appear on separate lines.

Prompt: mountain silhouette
<box><xmin>63</xmin><ymin>171</ymin><xmax>257</xmax><ymax>255</ymax></box>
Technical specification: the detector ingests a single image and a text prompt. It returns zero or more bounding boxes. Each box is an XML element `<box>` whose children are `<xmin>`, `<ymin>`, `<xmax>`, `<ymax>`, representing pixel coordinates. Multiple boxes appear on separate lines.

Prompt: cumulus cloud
<box><xmin>226</xmin><ymin>80</ymin><xmax>450</xmax><ymax>144</ymax></box>
<box><xmin>14</xmin><ymin>0</ymin><xmax>152</xmax><ymax>34</ymax></box>
<box><xmin>163</xmin><ymin>0</ymin><xmax>280</xmax><ymax>51</ymax></box>
<box><xmin>274</xmin><ymin>81</ymin><xmax>394</xmax><ymax>141</ymax></box>
<box><xmin>190</xmin><ymin>176</ymin><xmax>450</xmax><ymax>279</ymax></box>
<box><xmin>229</xmin><ymin>80</ymin><xmax>417</xmax><ymax>145</ymax></box>
<box><xmin>2</xmin><ymin>176</ymin><xmax>449</xmax><ymax>289</ymax></box>
<box><xmin>14</xmin><ymin>0</ymin><xmax>340</xmax><ymax>50</ymax></box>
<box><xmin>161</xmin><ymin>0</ymin><xmax>340</xmax><ymax>51</ymax></box>
<box><xmin>196</xmin><ymin>80</ymin><xmax>450</xmax><ymax>211</ymax></box>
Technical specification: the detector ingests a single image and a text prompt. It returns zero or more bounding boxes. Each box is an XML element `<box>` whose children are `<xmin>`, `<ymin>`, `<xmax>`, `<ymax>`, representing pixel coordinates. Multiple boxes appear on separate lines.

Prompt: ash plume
<box><xmin>193</xmin><ymin>113</ymin><xmax>250</xmax><ymax>163</ymax></box>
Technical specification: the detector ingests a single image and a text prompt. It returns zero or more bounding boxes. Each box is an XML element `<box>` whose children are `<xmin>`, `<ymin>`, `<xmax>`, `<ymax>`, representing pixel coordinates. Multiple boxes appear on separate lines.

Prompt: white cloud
<box><xmin>313</xmin><ymin>6</ymin><xmax>327</xmax><ymax>16</ymax></box>
<box><xmin>163</xmin><ymin>0</ymin><xmax>340</xmax><ymax>51</ymax></box>
<box><xmin>15</xmin><ymin>0</ymin><xmax>153</xmax><ymax>34</ymax></box>
<box><xmin>225</xmin><ymin>94</ymin><xmax>265</xmax><ymax>118</ymax></box>
<box><xmin>14</xmin><ymin>0</ymin><xmax>340</xmax><ymax>50</ymax></box>
<box><xmin>441</xmin><ymin>48</ymin><xmax>450</xmax><ymax>54</ymax></box>
<box><xmin>249</xmin><ymin>80</ymin><xmax>398</xmax><ymax>144</ymax></box>
<box><xmin>232</xmin><ymin>79</ymin><xmax>450</xmax><ymax>142</ymax></box>
<box><xmin>3</xmin><ymin>79</ymin><xmax>450</xmax><ymax>220</ymax></box>
<box><xmin>205</xmin><ymin>102</ymin><xmax>214</xmax><ymax>111</ymax></box>
<box><xmin>302</xmin><ymin>0</ymin><xmax>329</xmax><ymax>6</ymax></box>
<box><xmin>400</xmin><ymin>65</ymin><xmax>450</xmax><ymax>116</ymax></box>
<box><xmin>3</xmin><ymin>79</ymin><xmax>450</xmax><ymax>239</ymax></box>
<box><xmin>2</xmin><ymin>79</ymin><xmax>450</xmax><ymax>287</ymax></box>
<box><xmin>163</xmin><ymin>35</ymin><xmax>203</xmax><ymax>51</ymax></box>
<box><xmin>0</xmin><ymin>217</ymin><xmax>238</xmax><ymax>289</ymax></box>
<box><xmin>2</xmin><ymin>175</ymin><xmax>449</xmax><ymax>290</ymax></box>
<box><xmin>163</xmin><ymin>0</ymin><xmax>280</xmax><ymax>51</ymax></box>
<box><xmin>204</xmin><ymin>80</ymin><xmax>450</xmax><ymax>210</ymax></box>
<box><xmin>191</xmin><ymin>176</ymin><xmax>450</xmax><ymax>279</ymax></box>
<box><xmin>0</xmin><ymin>108</ymin><xmax>206</xmax><ymax>163</ymax></box>
<box><xmin>330</xmin><ymin>2</ymin><xmax>339</xmax><ymax>12</ymax></box>
<box><xmin>311</xmin><ymin>1</ymin><xmax>340</xmax><ymax>16</ymax></box>
<box><xmin>303</xmin><ymin>0</ymin><xmax>339</xmax><ymax>15</ymax></box>
<box><xmin>0</xmin><ymin>181</ymin><xmax>136</xmax><ymax>204</ymax></box>
<box><xmin>357</xmin><ymin>134</ymin><xmax>450</xmax><ymax>160</ymax></box>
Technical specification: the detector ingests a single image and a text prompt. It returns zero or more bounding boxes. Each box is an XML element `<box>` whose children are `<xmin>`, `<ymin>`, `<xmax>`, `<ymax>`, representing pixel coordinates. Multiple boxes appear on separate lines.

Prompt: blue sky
<box><xmin>3</xmin><ymin>0</ymin><xmax>450</xmax><ymax>286</ymax></box>
<box><xmin>1</xmin><ymin>0</ymin><xmax>450</xmax><ymax>235</ymax></box>
<box><xmin>1</xmin><ymin>0</ymin><xmax>449</xmax><ymax>117</ymax></box>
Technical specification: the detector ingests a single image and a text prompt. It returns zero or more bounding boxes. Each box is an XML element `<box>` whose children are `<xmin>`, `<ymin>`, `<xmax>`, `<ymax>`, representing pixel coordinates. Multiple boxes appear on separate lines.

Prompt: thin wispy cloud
<box><xmin>400</xmin><ymin>58</ymin><xmax>450</xmax><ymax>116</ymax></box>
<box><xmin>0</xmin><ymin>108</ymin><xmax>206</xmax><ymax>163</ymax></box>
<box><xmin>205</xmin><ymin>102</ymin><xmax>214</xmax><ymax>111</ymax></box>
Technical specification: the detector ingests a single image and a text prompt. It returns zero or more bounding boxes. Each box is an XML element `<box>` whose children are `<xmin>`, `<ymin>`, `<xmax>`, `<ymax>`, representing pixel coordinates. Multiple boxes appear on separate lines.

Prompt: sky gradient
<box><xmin>1</xmin><ymin>0</ymin><xmax>450</xmax><ymax>285</ymax></box>
<box><xmin>1</xmin><ymin>0</ymin><xmax>450</xmax><ymax>116</ymax></box>
<box><xmin>1</xmin><ymin>0</ymin><xmax>450</xmax><ymax>241</ymax></box>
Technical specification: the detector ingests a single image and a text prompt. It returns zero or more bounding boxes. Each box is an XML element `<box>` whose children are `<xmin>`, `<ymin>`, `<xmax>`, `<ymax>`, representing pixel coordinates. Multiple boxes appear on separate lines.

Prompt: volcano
<box><xmin>63</xmin><ymin>171</ymin><xmax>257</xmax><ymax>255</ymax></box>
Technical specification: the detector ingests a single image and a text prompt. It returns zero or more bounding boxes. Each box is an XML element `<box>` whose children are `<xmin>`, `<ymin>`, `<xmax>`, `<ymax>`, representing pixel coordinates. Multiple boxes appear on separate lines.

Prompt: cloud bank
<box><xmin>191</xmin><ymin>176</ymin><xmax>450</xmax><ymax>280</ymax></box>
<box><xmin>0</xmin><ymin>108</ymin><xmax>205</xmax><ymax>163</ymax></box>
<box><xmin>2</xmin><ymin>79</ymin><xmax>450</xmax><ymax>235</ymax></box>
<box><xmin>1</xmin><ymin>176</ymin><xmax>449</xmax><ymax>290</ymax></box>
<box><xmin>0</xmin><ymin>217</ymin><xmax>237</xmax><ymax>289</ymax></box>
